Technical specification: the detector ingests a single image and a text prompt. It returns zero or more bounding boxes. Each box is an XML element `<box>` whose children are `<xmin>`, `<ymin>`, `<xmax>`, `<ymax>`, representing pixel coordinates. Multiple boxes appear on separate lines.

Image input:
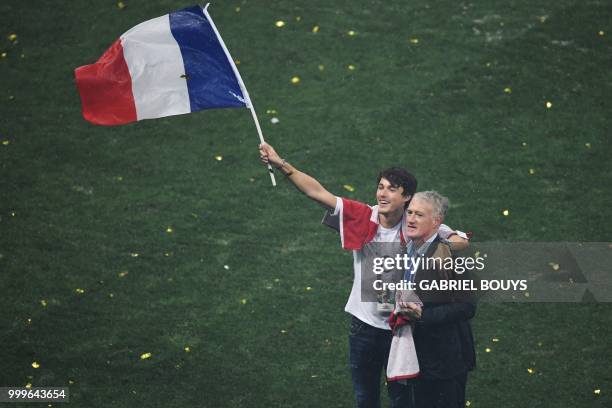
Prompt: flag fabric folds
<box><xmin>75</xmin><ymin>4</ymin><xmax>249</xmax><ymax>126</ymax></box>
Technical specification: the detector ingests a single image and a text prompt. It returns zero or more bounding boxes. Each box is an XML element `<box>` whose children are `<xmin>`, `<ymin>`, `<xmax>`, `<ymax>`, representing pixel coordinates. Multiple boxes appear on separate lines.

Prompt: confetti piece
<box><xmin>306</xmin><ymin>286</ymin><xmax>313</xmax><ymax>291</ymax></box>
<box><xmin>343</xmin><ymin>184</ymin><xmax>355</xmax><ymax>192</ymax></box>
<box><xmin>584</xmin><ymin>142</ymin><xmax>591</xmax><ymax>149</ymax></box>
<box><xmin>215</xmin><ymin>155</ymin><xmax>223</xmax><ymax>161</ymax></box>
<box><xmin>527</xmin><ymin>367</ymin><xmax>535</xmax><ymax>374</ymax></box>
<box><xmin>295</xmin><ymin>16</ymin><xmax>301</xmax><ymax>22</ymax></box>
<box><xmin>537</xmin><ymin>341</ymin><xmax>543</xmax><ymax>347</ymax></box>
<box><xmin>32</xmin><ymin>362</ymin><xmax>40</xmax><ymax>369</ymax></box>
<box><xmin>485</xmin><ymin>62</ymin><xmax>492</xmax><ymax>67</ymax></box>
<box><xmin>538</xmin><ymin>15</ymin><xmax>548</xmax><ymax>23</ymax></box>
<box><xmin>409</xmin><ymin>38</ymin><xmax>419</xmax><ymax>44</ymax></box>
<box><xmin>312</xmin><ymin>25</ymin><xmax>319</xmax><ymax>33</ymax></box>
<box><xmin>68</xmin><ymin>380</ymin><xmax>75</xmax><ymax>385</ymax></box>
<box><xmin>75</xmin><ymin>288</ymin><xmax>85</xmax><ymax>294</ymax></box>
<box><xmin>8</xmin><ymin>33</ymin><xmax>17</xmax><ymax>41</ymax></box>
<box><xmin>118</xmin><ymin>271</ymin><xmax>128</xmax><ymax>277</ymax></box>
<box><xmin>597</xmin><ymin>30</ymin><xmax>604</xmax><ymax>36</ymax></box>
<box><xmin>234</xmin><ymin>59</ymin><xmax>240</xmax><ymax>65</ymax></box>
<box><xmin>115</xmin><ymin>175</ymin><xmax>123</xmax><ymax>181</ymax></box>
<box><xmin>164</xmin><ymin>252</ymin><xmax>173</xmax><ymax>257</ymax></box>
<box><xmin>117</xmin><ymin>2</ymin><xmax>126</xmax><ymax>10</ymax></box>
<box><xmin>2</xmin><ymin>140</ymin><xmax>9</xmax><ymax>146</ymax></box>
<box><xmin>465</xmin><ymin>401</ymin><xmax>471</xmax><ymax>407</ymax></box>
<box><xmin>270</xmin><ymin>117</ymin><xmax>280</xmax><ymax>124</ymax></box>
<box><xmin>548</xmin><ymin>262</ymin><xmax>560</xmax><ymax>271</ymax></box>
<box><xmin>266</xmin><ymin>109</ymin><xmax>278</xmax><ymax>114</ymax></box>
<box><xmin>235</xmin><ymin>6</ymin><xmax>240</xmax><ymax>12</ymax></box>
<box><xmin>594</xmin><ymin>389</ymin><xmax>601</xmax><ymax>395</ymax></box>
<box><xmin>528</xmin><ymin>168</ymin><xmax>536</xmax><ymax>175</ymax></box>
<box><xmin>166</xmin><ymin>226</ymin><xmax>174</xmax><ymax>233</ymax></box>
<box><xmin>26</xmin><ymin>318</ymin><xmax>32</xmax><ymax>324</ymax></box>
<box><xmin>492</xmin><ymin>338</ymin><xmax>499</xmax><ymax>342</ymax></box>
<box><xmin>223</xmin><ymin>265</ymin><xmax>230</xmax><ymax>270</ymax></box>
<box><xmin>280</xmin><ymin>329</ymin><xmax>287</xmax><ymax>334</ymax></box>
<box><xmin>291</xmin><ymin>76</ymin><xmax>300</xmax><ymax>84</ymax></box>
<box><xmin>25</xmin><ymin>383</ymin><xmax>32</xmax><ymax>389</ymax></box>
<box><xmin>275</xmin><ymin>21</ymin><xmax>285</xmax><ymax>28</ymax></box>
<box><xmin>109</xmin><ymin>293</ymin><xmax>115</xmax><ymax>298</ymax></box>
<box><xmin>249</xmin><ymin>177</ymin><xmax>255</xmax><ymax>182</ymax></box>
<box><xmin>40</xmin><ymin>299</ymin><xmax>47</xmax><ymax>307</ymax></box>
<box><xmin>485</xmin><ymin>347</ymin><xmax>492</xmax><ymax>353</ymax></box>
<box><xmin>130</xmin><ymin>252</ymin><xmax>139</xmax><ymax>257</ymax></box>
<box><xmin>502</xmin><ymin>209</ymin><xmax>509</xmax><ymax>216</ymax></box>
<box><xmin>240</xmin><ymin>298</ymin><xmax>247</xmax><ymax>305</ymax></box>
<box><xmin>504</xmin><ymin>87</ymin><xmax>512</xmax><ymax>94</ymax></box>
<box><xmin>521</xmin><ymin>142</ymin><xmax>527</xmax><ymax>147</ymax></box>
<box><xmin>545</xmin><ymin>101</ymin><xmax>552</xmax><ymax>109</ymax></box>
<box><xmin>347</xmin><ymin>64</ymin><xmax>355</xmax><ymax>71</ymax></box>
<box><xmin>140</xmin><ymin>352</ymin><xmax>152</xmax><ymax>360</ymax></box>
<box><xmin>318</xmin><ymin>64</ymin><xmax>325</xmax><ymax>71</ymax></box>
<box><xmin>1</xmin><ymin>52</ymin><xmax>7</xmax><ymax>58</ymax></box>
<box><xmin>184</xmin><ymin>346</ymin><xmax>191</xmax><ymax>352</ymax></box>
<box><xmin>348</xmin><ymin>30</ymin><xmax>357</xmax><ymax>36</ymax></box>
<box><xmin>311</xmin><ymin>374</ymin><xmax>318</xmax><ymax>378</ymax></box>
<box><xmin>524</xmin><ymin>292</ymin><xmax>530</xmax><ymax>298</ymax></box>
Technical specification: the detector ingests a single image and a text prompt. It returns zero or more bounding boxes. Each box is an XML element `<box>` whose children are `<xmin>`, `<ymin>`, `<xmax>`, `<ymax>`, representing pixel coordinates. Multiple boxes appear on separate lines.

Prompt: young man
<box><xmin>400</xmin><ymin>191</ymin><xmax>476</xmax><ymax>408</ymax></box>
<box><xmin>259</xmin><ymin>143</ymin><xmax>468</xmax><ymax>408</ymax></box>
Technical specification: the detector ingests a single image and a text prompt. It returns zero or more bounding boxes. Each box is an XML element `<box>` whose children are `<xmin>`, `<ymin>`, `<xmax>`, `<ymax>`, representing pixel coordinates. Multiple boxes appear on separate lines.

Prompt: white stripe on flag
<box><xmin>121</xmin><ymin>15</ymin><xmax>191</xmax><ymax>120</ymax></box>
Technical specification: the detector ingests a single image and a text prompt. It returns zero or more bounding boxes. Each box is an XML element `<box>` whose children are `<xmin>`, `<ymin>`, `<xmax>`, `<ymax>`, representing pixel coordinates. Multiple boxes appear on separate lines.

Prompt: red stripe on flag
<box><xmin>75</xmin><ymin>39</ymin><xmax>137</xmax><ymax>125</ymax></box>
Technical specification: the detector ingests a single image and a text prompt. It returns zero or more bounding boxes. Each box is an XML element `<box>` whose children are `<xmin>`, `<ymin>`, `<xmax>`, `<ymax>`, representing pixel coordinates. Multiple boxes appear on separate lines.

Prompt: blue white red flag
<box><xmin>75</xmin><ymin>4</ymin><xmax>249</xmax><ymax>126</ymax></box>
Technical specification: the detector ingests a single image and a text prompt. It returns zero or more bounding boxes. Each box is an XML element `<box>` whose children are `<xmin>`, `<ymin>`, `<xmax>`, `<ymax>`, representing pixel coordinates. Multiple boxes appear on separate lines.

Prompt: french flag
<box><xmin>75</xmin><ymin>4</ymin><xmax>249</xmax><ymax>126</ymax></box>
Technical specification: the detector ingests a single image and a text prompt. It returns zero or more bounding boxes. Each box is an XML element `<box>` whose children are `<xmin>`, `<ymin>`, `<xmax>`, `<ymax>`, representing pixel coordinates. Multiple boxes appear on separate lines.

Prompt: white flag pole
<box><xmin>203</xmin><ymin>3</ymin><xmax>276</xmax><ymax>186</ymax></box>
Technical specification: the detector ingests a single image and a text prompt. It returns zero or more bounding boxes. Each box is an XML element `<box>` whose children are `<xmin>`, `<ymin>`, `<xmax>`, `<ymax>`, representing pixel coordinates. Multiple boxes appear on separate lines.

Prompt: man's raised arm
<box><xmin>259</xmin><ymin>143</ymin><xmax>337</xmax><ymax>209</ymax></box>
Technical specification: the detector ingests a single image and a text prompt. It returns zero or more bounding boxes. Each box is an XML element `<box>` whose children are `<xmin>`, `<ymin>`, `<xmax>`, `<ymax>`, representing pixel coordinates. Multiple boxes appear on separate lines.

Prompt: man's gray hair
<box><xmin>413</xmin><ymin>190</ymin><xmax>449</xmax><ymax>221</ymax></box>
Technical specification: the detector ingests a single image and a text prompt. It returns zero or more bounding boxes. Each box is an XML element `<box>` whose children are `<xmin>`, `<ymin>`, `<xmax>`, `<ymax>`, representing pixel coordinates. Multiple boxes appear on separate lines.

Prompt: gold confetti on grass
<box><xmin>234</xmin><ymin>59</ymin><xmax>240</xmax><ymax>65</ymax></box>
<box><xmin>32</xmin><ymin>362</ymin><xmax>40</xmax><ymax>369</ymax></box>
<box><xmin>546</xmin><ymin>101</ymin><xmax>552</xmax><ymax>109</ymax></box>
<box><xmin>343</xmin><ymin>184</ymin><xmax>355</xmax><ymax>192</ymax></box>
<box><xmin>291</xmin><ymin>76</ymin><xmax>300</xmax><ymax>84</ymax></box>
<box><xmin>597</xmin><ymin>30</ymin><xmax>604</xmax><ymax>36</ymax></box>
<box><xmin>140</xmin><ymin>352</ymin><xmax>152</xmax><ymax>360</ymax></box>
<box><xmin>465</xmin><ymin>401</ymin><xmax>471</xmax><ymax>407</ymax></box>
<box><xmin>594</xmin><ymin>389</ymin><xmax>601</xmax><ymax>395</ymax></box>
<box><xmin>312</xmin><ymin>25</ymin><xmax>319</xmax><ymax>33</ymax></box>
<box><xmin>235</xmin><ymin>6</ymin><xmax>240</xmax><ymax>12</ymax></box>
<box><xmin>25</xmin><ymin>383</ymin><xmax>32</xmax><ymax>389</ymax></box>
<box><xmin>40</xmin><ymin>299</ymin><xmax>47</xmax><ymax>307</ymax></box>
<box><xmin>240</xmin><ymin>298</ymin><xmax>248</xmax><ymax>305</ymax></box>
<box><xmin>2</xmin><ymin>140</ymin><xmax>9</xmax><ymax>145</ymax></box>
<box><xmin>485</xmin><ymin>347</ymin><xmax>492</xmax><ymax>353</ymax></box>
<box><xmin>8</xmin><ymin>33</ymin><xmax>17</xmax><ymax>41</ymax></box>
<box><xmin>117</xmin><ymin>2</ymin><xmax>126</xmax><ymax>10</ymax></box>
<box><xmin>306</xmin><ymin>286</ymin><xmax>313</xmax><ymax>291</ymax></box>
<box><xmin>318</xmin><ymin>64</ymin><xmax>325</xmax><ymax>71</ymax></box>
<box><xmin>130</xmin><ymin>252</ymin><xmax>139</xmax><ymax>257</ymax></box>
<box><xmin>184</xmin><ymin>346</ymin><xmax>191</xmax><ymax>352</ymax></box>
<box><xmin>1</xmin><ymin>52</ymin><xmax>7</xmax><ymax>58</ymax></box>
<box><xmin>527</xmin><ymin>367</ymin><xmax>535</xmax><ymax>374</ymax></box>
<box><xmin>548</xmin><ymin>262</ymin><xmax>560</xmax><ymax>271</ymax></box>
<box><xmin>492</xmin><ymin>338</ymin><xmax>499</xmax><ymax>342</ymax></box>
<box><xmin>75</xmin><ymin>288</ymin><xmax>85</xmax><ymax>294</ymax></box>
<box><xmin>528</xmin><ymin>168</ymin><xmax>536</xmax><ymax>175</ymax></box>
<box><xmin>166</xmin><ymin>226</ymin><xmax>174</xmax><ymax>233</ymax></box>
<box><xmin>275</xmin><ymin>21</ymin><xmax>285</xmax><ymax>28</ymax></box>
<box><xmin>215</xmin><ymin>155</ymin><xmax>223</xmax><ymax>161</ymax></box>
<box><xmin>504</xmin><ymin>87</ymin><xmax>512</xmax><ymax>94</ymax></box>
<box><xmin>584</xmin><ymin>142</ymin><xmax>591</xmax><ymax>149</ymax></box>
<box><xmin>409</xmin><ymin>38</ymin><xmax>419</xmax><ymax>44</ymax></box>
<box><xmin>118</xmin><ymin>271</ymin><xmax>128</xmax><ymax>277</ymax></box>
<box><xmin>347</xmin><ymin>30</ymin><xmax>357</xmax><ymax>36</ymax></box>
<box><xmin>347</xmin><ymin>64</ymin><xmax>355</xmax><ymax>71</ymax></box>
<box><xmin>502</xmin><ymin>209</ymin><xmax>509</xmax><ymax>216</ymax></box>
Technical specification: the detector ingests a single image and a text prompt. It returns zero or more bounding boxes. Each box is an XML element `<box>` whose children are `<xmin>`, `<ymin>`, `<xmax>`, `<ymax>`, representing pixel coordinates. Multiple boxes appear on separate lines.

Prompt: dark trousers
<box><xmin>349</xmin><ymin>316</ymin><xmax>416</xmax><ymax>408</ymax></box>
<box><xmin>416</xmin><ymin>372</ymin><xmax>468</xmax><ymax>408</ymax></box>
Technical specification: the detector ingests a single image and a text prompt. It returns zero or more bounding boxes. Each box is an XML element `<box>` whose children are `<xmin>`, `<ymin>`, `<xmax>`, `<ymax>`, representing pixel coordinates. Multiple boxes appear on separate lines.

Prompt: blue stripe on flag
<box><xmin>169</xmin><ymin>6</ymin><xmax>247</xmax><ymax>112</ymax></box>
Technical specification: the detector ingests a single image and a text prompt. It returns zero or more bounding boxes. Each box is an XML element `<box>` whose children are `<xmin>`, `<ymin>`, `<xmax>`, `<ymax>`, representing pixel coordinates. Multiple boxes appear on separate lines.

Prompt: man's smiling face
<box><xmin>376</xmin><ymin>177</ymin><xmax>410</xmax><ymax>216</ymax></box>
<box><xmin>405</xmin><ymin>196</ymin><xmax>440</xmax><ymax>240</ymax></box>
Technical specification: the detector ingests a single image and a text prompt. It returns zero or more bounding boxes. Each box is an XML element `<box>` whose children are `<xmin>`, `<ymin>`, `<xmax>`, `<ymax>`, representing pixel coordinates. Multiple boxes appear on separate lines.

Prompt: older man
<box><xmin>401</xmin><ymin>191</ymin><xmax>476</xmax><ymax>408</ymax></box>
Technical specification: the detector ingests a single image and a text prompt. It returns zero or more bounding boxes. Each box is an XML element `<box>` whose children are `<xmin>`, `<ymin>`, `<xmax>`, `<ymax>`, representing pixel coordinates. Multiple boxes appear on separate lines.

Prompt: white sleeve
<box><xmin>332</xmin><ymin>196</ymin><xmax>343</xmax><ymax>216</ymax></box>
<box><xmin>438</xmin><ymin>223</ymin><xmax>468</xmax><ymax>240</ymax></box>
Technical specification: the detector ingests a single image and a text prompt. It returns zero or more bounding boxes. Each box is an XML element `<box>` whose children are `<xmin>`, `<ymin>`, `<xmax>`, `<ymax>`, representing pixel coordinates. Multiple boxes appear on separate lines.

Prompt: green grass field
<box><xmin>1</xmin><ymin>0</ymin><xmax>611</xmax><ymax>407</ymax></box>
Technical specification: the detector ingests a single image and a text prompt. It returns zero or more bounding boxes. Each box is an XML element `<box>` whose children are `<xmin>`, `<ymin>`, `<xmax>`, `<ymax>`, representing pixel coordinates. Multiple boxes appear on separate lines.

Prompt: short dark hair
<box><xmin>377</xmin><ymin>167</ymin><xmax>418</xmax><ymax>207</ymax></box>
